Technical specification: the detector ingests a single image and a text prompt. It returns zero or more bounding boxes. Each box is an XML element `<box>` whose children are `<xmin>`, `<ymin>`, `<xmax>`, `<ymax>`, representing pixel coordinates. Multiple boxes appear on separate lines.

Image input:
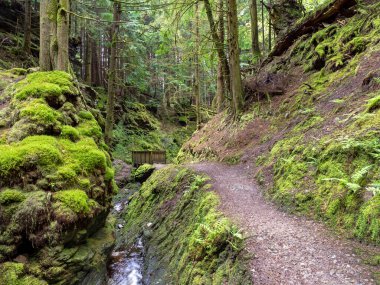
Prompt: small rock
<box><xmin>14</xmin><ymin>255</ymin><xmax>28</xmax><ymax>264</ymax></box>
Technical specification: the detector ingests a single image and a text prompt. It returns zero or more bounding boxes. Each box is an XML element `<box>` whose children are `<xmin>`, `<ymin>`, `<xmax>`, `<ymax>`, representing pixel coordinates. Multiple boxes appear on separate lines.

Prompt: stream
<box><xmin>107</xmin><ymin>185</ymin><xmax>145</xmax><ymax>285</ymax></box>
<box><xmin>107</xmin><ymin>238</ymin><xmax>144</xmax><ymax>285</ymax></box>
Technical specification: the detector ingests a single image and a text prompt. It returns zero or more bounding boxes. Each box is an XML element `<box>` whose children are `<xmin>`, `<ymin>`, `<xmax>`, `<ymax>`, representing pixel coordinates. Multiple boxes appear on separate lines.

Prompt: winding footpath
<box><xmin>189</xmin><ymin>163</ymin><xmax>379</xmax><ymax>285</ymax></box>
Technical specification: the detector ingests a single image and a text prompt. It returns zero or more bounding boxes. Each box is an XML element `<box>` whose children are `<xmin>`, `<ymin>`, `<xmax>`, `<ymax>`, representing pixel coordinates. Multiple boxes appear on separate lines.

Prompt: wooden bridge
<box><xmin>132</xmin><ymin>150</ymin><xmax>166</xmax><ymax>166</ymax></box>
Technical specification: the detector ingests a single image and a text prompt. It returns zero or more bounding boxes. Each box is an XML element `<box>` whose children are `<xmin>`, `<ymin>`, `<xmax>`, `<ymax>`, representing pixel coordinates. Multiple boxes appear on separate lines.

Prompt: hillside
<box><xmin>180</xmin><ymin>0</ymin><xmax>380</xmax><ymax>248</ymax></box>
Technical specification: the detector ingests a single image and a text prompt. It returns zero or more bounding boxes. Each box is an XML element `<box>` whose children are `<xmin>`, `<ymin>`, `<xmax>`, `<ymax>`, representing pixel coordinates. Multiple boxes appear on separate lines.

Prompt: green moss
<box><xmin>355</xmin><ymin>196</ymin><xmax>380</xmax><ymax>243</ymax></box>
<box><xmin>0</xmin><ymin>262</ymin><xmax>47</xmax><ymax>285</ymax></box>
<box><xmin>366</xmin><ymin>92</ymin><xmax>380</xmax><ymax>112</ymax></box>
<box><xmin>20</xmin><ymin>100</ymin><xmax>62</xmax><ymax>125</ymax></box>
<box><xmin>8</xmin><ymin>68</ymin><xmax>27</xmax><ymax>76</ymax></box>
<box><xmin>76</xmin><ymin>118</ymin><xmax>102</xmax><ymax>139</ymax></box>
<box><xmin>56</xmin><ymin>164</ymin><xmax>77</xmax><ymax>182</ymax></box>
<box><xmin>133</xmin><ymin>164</ymin><xmax>155</xmax><ymax>182</ymax></box>
<box><xmin>78</xmin><ymin>178</ymin><xmax>91</xmax><ymax>190</ymax></box>
<box><xmin>78</xmin><ymin>111</ymin><xmax>94</xmax><ymax>120</ymax></box>
<box><xmin>0</xmin><ymin>189</ymin><xmax>25</xmax><ymax>205</ymax></box>
<box><xmin>104</xmin><ymin>167</ymin><xmax>114</xmax><ymax>182</ymax></box>
<box><xmin>14</xmin><ymin>82</ymin><xmax>62</xmax><ymax>101</ymax></box>
<box><xmin>11</xmin><ymin>71</ymin><xmax>78</xmax><ymax>102</ymax></box>
<box><xmin>0</xmin><ymin>70</ymin><xmax>115</xmax><ymax>284</ymax></box>
<box><xmin>54</xmin><ymin>189</ymin><xmax>93</xmax><ymax>214</ymax></box>
<box><xmin>123</xmin><ymin>166</ymin><xmax>251</xmax><ymax>283</ymax></box>
<box><xmin>60</xmin><ymin>126</ymin><xmax>80</xmax><ymax>141</ymax></box>
<box><xmin>60</xmin><ymin>138</ymin><xmax>107</xmax><ymax>173</ymax></box>
<box><xmin>0</xmin><ymin>135</ymin><xmax>62</xmax><ymax>177</ymax></box>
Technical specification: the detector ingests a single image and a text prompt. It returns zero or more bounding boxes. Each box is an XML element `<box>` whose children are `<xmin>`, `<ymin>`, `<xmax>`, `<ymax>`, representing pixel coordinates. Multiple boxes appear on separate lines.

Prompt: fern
<box><xmin>323</xmin><ymin>165</ymin><xmax>372</xmax><ymax>193</ymax></box>
<box><xmin>351</xmin><ymin>165</ymin><xmax>373</xmax><ymax>184</ymax></box>
<box><xmin>366</xmin><ymin>182</ymin><xmax>380</xmax><ymax>196</ymax></box>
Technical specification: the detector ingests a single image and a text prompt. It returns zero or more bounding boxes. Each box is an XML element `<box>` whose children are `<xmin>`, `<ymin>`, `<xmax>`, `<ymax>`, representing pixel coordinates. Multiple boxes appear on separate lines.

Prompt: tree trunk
<box><xmin>203</xmin><ymin>0</ymin><xmax>231</xmax><ymax>95</ymax></box>
<box><xmin>85</xmin><ymin>32</ymin><xmax>92</xmax><ymax>84</ymax></box>
<box><xmin>216</xmin><ymin>0</ymin><xmax>225</xmax><ymax>112</ymax></box>
<box><xmin>266</xmin><ymin>0</ymin><xmax>355</xmax><ymax>61</ymax></box>
<box><xmin>227</xmin><ymin>0</ymin><xmax>243</xmax><ymax>116</ymax></box>
<box><xmin>261</xmin><ymin>0</ymin><xmax>265</xmax><ymax>53</ymax></box>
<box><xmin>269</xmin><ymin>0</ymin><xmax>272</xmax><ymax>51</ymax></box>
<box><xmin>56</xmin><ymin>0</ymin><xmax>70</xmax><ymax>71</ymax></box>
<box><xmin>250</xmin><ymin>0</ymin><xmax>260</xmax><ymax>61</ymax></box>
<box><xmin>39</xmin><ymin>0</ymin><xmax>51</xmax><ymax>70</ymax></box>
<box><xmin>91</xmin><ymin>38</ymin><xmax>100</xmax><ymax>86</ymax></box>
<box><xmin>23</xmin><ymin>0</ymin><xmax>32</xmax><ymax>53</ymax></box>
<box><xmin>194</xmin><ymin>2</ymin><xmax>201</xmax><ymax>129</ymax></box>
<box><xmin>105</xmin><ymin>1</ymin><xmax>121</xmax><ymax>145</ymax></box>
<box><xmin>49</xmin><ymin>0</ymin><xmax>58</xmax><ymax>69</ymax></box>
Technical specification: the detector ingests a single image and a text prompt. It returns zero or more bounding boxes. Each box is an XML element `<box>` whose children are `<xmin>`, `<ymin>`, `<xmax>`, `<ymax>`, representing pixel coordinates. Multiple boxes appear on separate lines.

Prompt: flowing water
<box><xmin>107</xmin><ymin>185</ymin><xmax>145</xmax><ymax>285</ymax></box>
<box><xmin>107</xmin><ymin>238</ymin><xmax>144</xmax><ymax>285</ymax></box>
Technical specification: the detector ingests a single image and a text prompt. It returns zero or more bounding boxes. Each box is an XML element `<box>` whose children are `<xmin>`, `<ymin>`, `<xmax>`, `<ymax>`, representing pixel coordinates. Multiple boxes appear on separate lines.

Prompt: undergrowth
<box><xmin>123</xmin><ymin>166</ymin><xmax>251</xmax><ymax>284</ymax></box>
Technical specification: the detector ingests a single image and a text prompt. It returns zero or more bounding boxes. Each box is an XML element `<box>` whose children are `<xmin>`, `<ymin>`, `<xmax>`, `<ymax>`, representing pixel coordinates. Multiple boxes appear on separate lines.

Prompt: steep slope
<box><xmin>0</xmin><ymin>69</ymin><xmax>116</xmax><ymax>284</ymax></box>
<box><xmin>179</xmin><ymin>1</ymin><xmax>380</xmax><ymax>248</ymax></box>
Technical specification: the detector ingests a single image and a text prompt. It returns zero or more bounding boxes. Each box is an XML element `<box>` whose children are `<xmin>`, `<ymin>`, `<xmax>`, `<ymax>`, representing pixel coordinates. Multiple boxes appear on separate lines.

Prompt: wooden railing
<box><xmin>132</xmin><ymin>150</ymin><xmax>166</xmax><ymax>166</ymax></box>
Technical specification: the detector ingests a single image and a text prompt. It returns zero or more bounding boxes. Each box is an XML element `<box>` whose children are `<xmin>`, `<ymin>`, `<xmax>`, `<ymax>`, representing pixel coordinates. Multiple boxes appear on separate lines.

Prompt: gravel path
<box><xmin>189</xmin><ymin>162</ymin><xmax>379</xmax><ymax>285</ymax></box>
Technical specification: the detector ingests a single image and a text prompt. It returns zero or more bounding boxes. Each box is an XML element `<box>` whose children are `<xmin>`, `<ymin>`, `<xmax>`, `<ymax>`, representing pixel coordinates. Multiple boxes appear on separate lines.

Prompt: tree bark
<box><xmin>39</xmin><ymin>0</ymin><xmax>51</xmax><ymax>70</ymax></box>
<box><xmin>105</xmin><ymin>1</ymin><xmax>122</xmax><ymax>145</ymax></box>
<box><xmin>216</xmin><ymin>0</ymin><xmax>225</xmax><ymax>112</ymax></box>
<box><xmin>261</xmin><ymin>0</ymin><xmax>265</xmax><ymax>53</ymax></box>
<box><xmin>57</xmin><ymin>0</ymin><xmax>70</xmax><ymax>71</ymax></box>
<box><xmin>268</xmin><ymin>0</ymin><xmax>272</xmax><ymax>51</ymax></box>
<box><xmin>227</xmin><ymin>0</ymin><xmax>243</xmax><ymax>116</ymax></box>
<box><xmin>23</xmin><ymin>0</ymin><xmax>32</xmax><ymax>53</ymax></box>
<box><xmin>49</xmin><ymin>0</ymin><xmax>58</xmax><ymax>69</ymax></box>
<box><xmin>85</xmin><ymin>32</ymin><xmax>92</xmax><ymax>84</ymax></box>
<box><xmin>203</xmin><ymin>0</ymin><xmax>231</xmax><ymax>95</ymax></box>
<box><xmin>250</xmin><ymin>0</ymin><xmax>260</xmax><ymax>61</ymax></box>
<box><xmin>194</xmin><ymin>2</ymin><xmax>201</xmax><ymax>129</ymax></box>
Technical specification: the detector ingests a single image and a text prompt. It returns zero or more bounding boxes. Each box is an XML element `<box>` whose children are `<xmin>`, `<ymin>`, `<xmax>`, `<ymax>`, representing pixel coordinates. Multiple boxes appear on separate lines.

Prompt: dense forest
<box><xmin>0</xmin><ymin>0</ymin><xmax>380</xmax><ymax>284</ymax></box>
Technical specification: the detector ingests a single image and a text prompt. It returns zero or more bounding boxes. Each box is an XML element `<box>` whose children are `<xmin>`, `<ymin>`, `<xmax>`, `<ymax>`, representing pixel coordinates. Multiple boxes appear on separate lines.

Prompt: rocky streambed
<box><xmin>107</xmin><ymin>178</ymin><xmax>146</xmax><ymax>285</ymax></box>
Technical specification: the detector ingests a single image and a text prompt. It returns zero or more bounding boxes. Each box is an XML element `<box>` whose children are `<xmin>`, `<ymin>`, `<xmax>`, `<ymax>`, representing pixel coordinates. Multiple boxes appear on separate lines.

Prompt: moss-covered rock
<box><xmin>0</xmin><ymin>70</ymin><xmax>116</xmax><ymax>284</ymax></box>
<box><xmin>133</xmin><ymin>164</ymin><xmax>155</xmax><ymax>182</ymax></box>
<box><xmin>122</xmin><ymin>166</ymin><xmax>251</xmax><ymax>284</ymax></box>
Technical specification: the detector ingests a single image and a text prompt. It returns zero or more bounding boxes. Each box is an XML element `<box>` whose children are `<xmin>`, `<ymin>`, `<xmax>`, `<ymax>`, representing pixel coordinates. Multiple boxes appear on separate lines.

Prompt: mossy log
<box><xmin>265</xmin><ymin>0</ymin><xmax>357</xmax><ymax>63</ymax></box>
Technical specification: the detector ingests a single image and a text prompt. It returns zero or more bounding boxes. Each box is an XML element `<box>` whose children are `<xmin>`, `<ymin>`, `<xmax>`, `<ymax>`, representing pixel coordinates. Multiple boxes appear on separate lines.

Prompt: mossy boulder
<box><xmin>133</xmin><ymin>164</ymin><xmax>155</xmax><ymax>182</ymax></box>
<box><xmin>0</xmin><ymin>70</ymin><xmax>116</xmax><ymax>284</ymax></box>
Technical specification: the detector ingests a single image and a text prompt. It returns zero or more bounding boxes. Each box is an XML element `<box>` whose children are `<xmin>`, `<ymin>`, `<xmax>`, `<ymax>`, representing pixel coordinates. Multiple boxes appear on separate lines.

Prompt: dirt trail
<box><xmin>189</xmin><ymin>162</ymin><xmax>379</xmax><ymax>285</ymax></box>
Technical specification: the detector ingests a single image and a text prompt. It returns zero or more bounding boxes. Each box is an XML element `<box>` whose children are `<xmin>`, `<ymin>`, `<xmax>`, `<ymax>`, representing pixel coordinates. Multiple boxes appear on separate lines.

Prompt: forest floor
<box><xmin>189</xmin><ymin>162</ymin><xmax>380</xmax><ymax>285</ymax></box>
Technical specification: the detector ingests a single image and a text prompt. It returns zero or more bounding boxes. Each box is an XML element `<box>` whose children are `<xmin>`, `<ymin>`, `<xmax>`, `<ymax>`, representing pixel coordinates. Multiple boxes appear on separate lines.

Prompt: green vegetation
<box><xmin>0</xmin><ymin>70</ymin><xmax>115</xmax><ymax>284</ymax></box>
<box><xmin>178</xmin><ymin>1</ymin><xmax>380</xmax><ymax>247</ymax></box>
<box><xmin>292</xmin><ymin>3</ymin><xmax>380</xmax><ymax>74</ymax></box>
<box><xmin>0</xmin><ymin>189</ymin><xmax>25</xmax><ymax>205</ymax></box>
<box><xmin>20</xmin><ymin>100</ymin><xmax>62</xmax><ymax>125</ymax></box>
<box><xmin>0</xmin><ymin>262</ymin><xmax>47</xmax><ymax>285</ymax></box>
<box><xmin>123</xmin><ymin>166</ymin><xmax>251</xmax><ymax>284</ymax></box>
<box><xmin>111</xmin><ymin>102</ymin><xmax>196</xmax><ymax>163</ymax></box>
<box><xmin>12</xmin><ymin>71</ymin><xmax>78</xmax><ymax>100</ymax></box>
<box><xmin>54</xmin><ymin>189</ymin><xmax>95</xmax><ymax>214</ymax></box>
<box><xmin>132</xmin><ymin>164</ymin><xmax>155</xmax><ymax>182</ymax></box>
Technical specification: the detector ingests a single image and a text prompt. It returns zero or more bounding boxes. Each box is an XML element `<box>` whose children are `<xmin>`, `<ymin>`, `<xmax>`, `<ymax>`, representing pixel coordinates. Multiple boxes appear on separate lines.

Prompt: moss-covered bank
<box><xmin>122</xmin><ymin>166</ymin><xmax>251</xmax><ymax>284</ymax></box>
<box><xmin>0</xmin><ymin>70</ymin><xmax>116</xmax><ymax>284</ymax></box>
